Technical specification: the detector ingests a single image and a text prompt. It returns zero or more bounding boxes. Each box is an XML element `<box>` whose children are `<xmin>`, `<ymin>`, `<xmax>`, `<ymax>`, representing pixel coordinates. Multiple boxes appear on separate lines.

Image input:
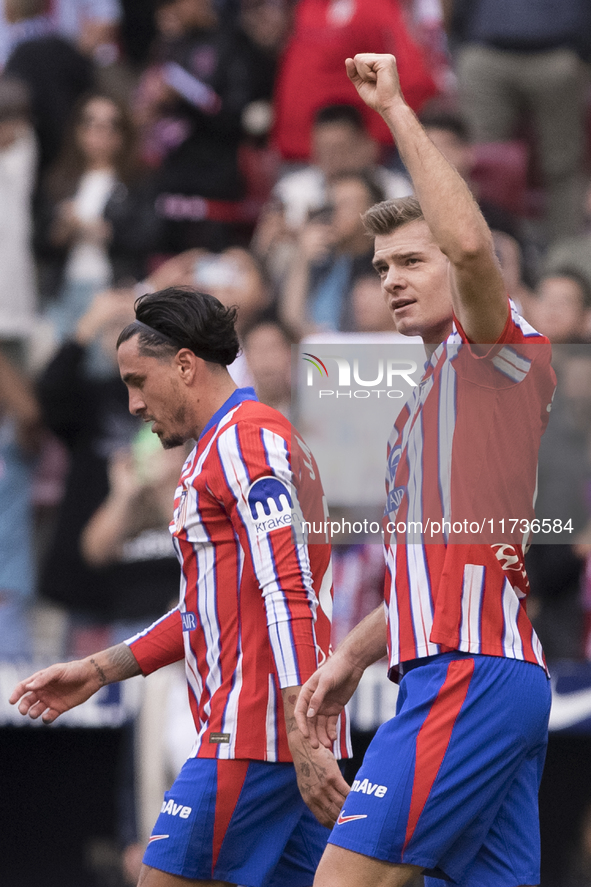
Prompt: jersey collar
<box><xmin>199</xmin><ymin>386</ymin><xmax>259</xmax><ymax>441</ymax></box>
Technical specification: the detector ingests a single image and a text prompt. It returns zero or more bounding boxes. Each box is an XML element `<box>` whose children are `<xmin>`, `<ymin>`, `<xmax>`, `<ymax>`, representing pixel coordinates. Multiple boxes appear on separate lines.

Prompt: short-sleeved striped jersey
<box><xmin>384</xmin><ymin>303</ymin><xmax>556</xmax><ymax>678</ymax></box>
<box><xmin>127</xmin><ymin>388</ymin><xmax>350</xmax><ymax>762</ymax></box>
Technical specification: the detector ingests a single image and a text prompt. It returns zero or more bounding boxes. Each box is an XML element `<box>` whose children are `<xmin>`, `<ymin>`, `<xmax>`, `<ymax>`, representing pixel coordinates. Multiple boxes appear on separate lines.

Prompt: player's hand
<box><xmin>295</xmin><ymin>652</ymin><xmax>364</xmax><ymax>750</ymax></box>
<box><xmin>287</xmin><ymin>730</ymin><xmax>350</xmax><ymax>828</ymax></box>
<box><xmin>345</xmin><ymin>53</ymin><xmax>403</xmax><ymax>117</ymax></box>
<box><xmin>9</xmin><ymin>660</ymin><xmax>103</xmax><ymax>724</ymax></box>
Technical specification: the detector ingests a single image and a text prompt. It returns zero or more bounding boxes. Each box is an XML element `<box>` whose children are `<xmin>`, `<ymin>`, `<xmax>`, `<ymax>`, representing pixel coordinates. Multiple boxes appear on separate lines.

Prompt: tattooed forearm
<box><xmin>87</xmin><ymin>644</ymin><xmax>142</xmax><ymax>687</ymax></box>
<box><xmin>89</xmin><ymin>658</ymin><xmax>107</xmax><ymax>686</ymax></box>
<box><xmin>106</xmin><ymin>643</ymin><xmax>142</xmax><ymax>680</ymax></box>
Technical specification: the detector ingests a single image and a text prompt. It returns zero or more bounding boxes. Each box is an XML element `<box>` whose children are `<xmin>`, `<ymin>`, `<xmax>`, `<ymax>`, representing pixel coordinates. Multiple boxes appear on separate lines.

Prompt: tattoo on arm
<box><xmin>89</xmin><ymin>658</ymin><xmax>107</xmax><ymax>686</ymax></box>
<box><xmin>107</xmin><ymin>644</ymin><xmax>142</xmax><ymax>680</ymax></box>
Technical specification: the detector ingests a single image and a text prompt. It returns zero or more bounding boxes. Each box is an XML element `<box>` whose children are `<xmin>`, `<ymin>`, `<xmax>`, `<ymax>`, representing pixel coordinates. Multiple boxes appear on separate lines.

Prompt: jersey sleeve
<box><xmin>124</xmin><ymin>607</ymin><xmax>184</xmax><ymax>675</ymax></box>
<box><xmin>209</xmin><ymin>420</ymin><xmax>319</xmax><ymax>688</ymax></box>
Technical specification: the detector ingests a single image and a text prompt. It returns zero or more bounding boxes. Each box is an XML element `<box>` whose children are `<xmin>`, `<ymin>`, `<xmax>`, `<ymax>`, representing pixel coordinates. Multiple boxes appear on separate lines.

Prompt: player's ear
<box><xmin>175</xmin><ymin>348</ymin><xmax>198</xmax><ymax>385</ymax></box>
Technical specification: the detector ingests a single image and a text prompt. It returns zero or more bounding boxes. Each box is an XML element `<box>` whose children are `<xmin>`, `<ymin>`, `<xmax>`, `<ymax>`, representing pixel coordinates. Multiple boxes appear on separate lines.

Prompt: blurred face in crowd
<box><xmin>532</xmin><ymin>275</ymin><xmax>589</xmax><ymax>344</ymax></box>
<box><xmin>326</xmin><ymin>177</ymin><xmax>376</xmax><ymax>251</ymax></box>
<box><xmin>373</xmin><ymin>220</ymin><xmax>453</xmax><ymax>343</ymax></box>
<box><xmin>312</xmin><ymin>121</ymin><xmax>377</xmax><ymax>180</ymax></box>
<box><xmin>243</xmin><ymin>322</ymin><xmax>292</xmax><ymax>409</ymax></box>
<box><xmin>156</xmin><ymin>0</ymin><xmax>217</xmax><ymax>35</ymax></box>
<box><xmin>76</xmin><ymin>97</ymin><xmax>125</xmax><ymax>169</ymax></box>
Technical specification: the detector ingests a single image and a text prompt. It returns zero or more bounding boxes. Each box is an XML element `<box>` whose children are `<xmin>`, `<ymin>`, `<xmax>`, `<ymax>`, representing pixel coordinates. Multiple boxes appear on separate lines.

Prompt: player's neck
<box><xmin>190</xmin><ymin>369</ymin><xmax>238</xmax><ymax>439</ymax></box>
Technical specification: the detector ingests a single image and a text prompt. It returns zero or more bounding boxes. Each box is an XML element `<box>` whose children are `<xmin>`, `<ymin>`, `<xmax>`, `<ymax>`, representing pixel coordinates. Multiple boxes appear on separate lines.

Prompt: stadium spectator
<box><xmin>543</xmin><ymin>232</ymin><xmax>591</xmax><ymax>306</ymax></box>
<box><xmin>36</xmin><ymin>92</ymin><xmax>157</xmax><ymax>342</ymax></box>
<box><xmin>35</xmin><ymin>287</ymin><xmax>139</xmax><ymax>655</ymax></box>
<box><xmin>0</xmin><ymin>350</ymin><xmax>42</xmax><ymax>659</ymax></box>
<box><xmin>527</xmin><ymin>347</ymin><xmax>591</xmax><ymax>660</ymax></box>
<box><xmin>527</xmin><ymin>271</ymin><xmax>591</xmax><ymax>345</ymax></box>
<box><xmin>349</xmin><ymin>271</ymin><xmax>396</xmax><ymax>333</ymax></box>
<box><xmin>3</xmin><ymin>0</ymin><xmax>95</xmax><ymax>176</ymax></box>
<box><xmin>272</xmin><ymin>0</ymin><xmax>437</xmax><ymax>161</ymax></box>
<box><xmin>0</xmin><ymin>0</ymin><xmax>122</xmax><ymax>69</ymax></box>
<box><xmin>0</xmin><ymin>75</ymin><xmax>38</xmax><ymax>361</ymax></box>
<box><xmin>241</xmin><ymin>312</ymin><xmax>295</xmax><ymax>417</ymax></box>
<box><xmin>33</xmin><ymin>251</ymin><xmax>207</xmax><ymax>652</ymax></box>
<box><xmin>133</xmin><ymin>0</ymin><xmax>271</xmax><ymax>253</ymax></box>
<box><xmin>280</xmin><ymin>170</ymin><xmax>384</xmax><ymax>336</ymax></box>
<box><xmin>11</xmin><ymin>285</ymin><xmax>351</xmax><ymax>885</ymax></box>
<box><xmin>450</xmin><ymin>0</ymin><xmax>589</xmax><ymax>243</ymax></box>
<box><xmin>274</xmin><ymin>104</ymin><xmax>411</xmax><ymax>233</ymax></box>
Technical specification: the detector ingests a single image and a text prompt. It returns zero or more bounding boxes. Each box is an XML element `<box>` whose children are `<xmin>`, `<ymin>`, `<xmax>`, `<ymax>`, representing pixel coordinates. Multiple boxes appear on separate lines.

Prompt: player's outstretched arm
<box><xmin>9</xmin><ymin>643</ymin><xmax>142</xmax><ymax>724</ymax></box>
<box><xmin>282</xmin><ymin>687</ymin><xmax>350</xmax><ymax>828</ymax></box>
<box><xmin>346</xmin><ymin>53</ymin><xmax>507</xmax><ymax>344</ymax></box>
<box><xmin>295</xmin><ymin>605</ymin><xmax>388</xmax><ymax>750</ymax></box>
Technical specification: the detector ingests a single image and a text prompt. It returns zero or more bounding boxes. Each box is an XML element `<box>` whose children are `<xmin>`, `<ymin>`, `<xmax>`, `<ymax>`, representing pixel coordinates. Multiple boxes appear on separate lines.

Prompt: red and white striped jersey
<box><xmin>126</xmin><ymin>388</ymin><xmax>350</xmax><ymax>761</ymax></box>
<box><xmin>384</xmin><ymin>303</ymin><xmax>556</xmax><ymax>678</ymax></box>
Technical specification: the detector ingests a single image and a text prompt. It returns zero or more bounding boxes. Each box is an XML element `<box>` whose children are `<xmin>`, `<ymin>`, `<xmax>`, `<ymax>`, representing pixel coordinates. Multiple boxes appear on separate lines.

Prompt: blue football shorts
<box><xmin>143</xmin><ymin>757</ymin><xmax>331</xmax><ymax>885</ymax></box>
<box><xmin>329</xmin><ymin>652</ymin><xmax>551</xmax><ymax>887</ymax></box>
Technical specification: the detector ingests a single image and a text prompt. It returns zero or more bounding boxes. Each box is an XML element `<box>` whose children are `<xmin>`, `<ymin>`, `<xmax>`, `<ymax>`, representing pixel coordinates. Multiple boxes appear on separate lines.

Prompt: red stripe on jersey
<box><xmin>212</xmin><ymin>760</ymin><xmax>249</xmax><ymax>873</ymax></box>
<box><xmin>402</xmin><ymin>658</ymin><xmax>474</xmax><ymax>855</ymax></box>
<box><xmin>127</xmin><ymin>608</ymin><xmax>184</xmax><ymax>674</ymax></box>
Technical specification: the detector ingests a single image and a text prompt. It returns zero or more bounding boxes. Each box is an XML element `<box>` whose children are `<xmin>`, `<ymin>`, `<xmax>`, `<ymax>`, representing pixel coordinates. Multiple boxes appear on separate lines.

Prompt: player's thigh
<box><xmin>144</xmin><ymin>757</ymin><xmax>325</xmax><ymax>885</ymax></box>
<box><xmin>137</xmin><ymin>864</ymin><xmax>234</xmax><ymax>886</ymax></box>
<box><xmin>453</xmin><ymin>738</ymin><xmax>547</xmax><ymax>887</ymax></box>
<box><xmin>314</xmin><ymin>845</ymin><xmax>421</xmax><ymax>887</ymax></box>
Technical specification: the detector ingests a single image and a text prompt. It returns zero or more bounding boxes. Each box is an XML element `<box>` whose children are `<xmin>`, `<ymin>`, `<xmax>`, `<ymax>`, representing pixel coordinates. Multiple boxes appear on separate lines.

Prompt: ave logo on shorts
<box><xmin>247</xmin><ymin>476</ymin><xmax>293</xmax><ymax>535</ymax></box>
<box><xmin>160</xmin><ymin>799</ymin><xmax>192</xmax><ymax>819</ymax></box>
<box><xmin>350</xmin><ymin>778</ymin><xmax>388</xmax><ymax>798</ymax></box>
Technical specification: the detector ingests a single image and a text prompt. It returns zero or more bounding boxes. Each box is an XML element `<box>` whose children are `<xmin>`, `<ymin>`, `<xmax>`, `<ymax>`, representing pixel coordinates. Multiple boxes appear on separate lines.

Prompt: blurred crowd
<box><xmin>2</xmin><ymin>0</ymin><xmax>591</xmax><ymax>883</ymax></box>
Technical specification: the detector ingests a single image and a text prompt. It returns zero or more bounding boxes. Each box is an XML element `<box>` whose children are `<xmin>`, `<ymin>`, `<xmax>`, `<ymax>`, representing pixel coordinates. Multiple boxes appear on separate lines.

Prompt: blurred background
<box><xmin>1</xmin><ymin>0</ymin><xmax>591</xmax><ymax>883</ymax></box>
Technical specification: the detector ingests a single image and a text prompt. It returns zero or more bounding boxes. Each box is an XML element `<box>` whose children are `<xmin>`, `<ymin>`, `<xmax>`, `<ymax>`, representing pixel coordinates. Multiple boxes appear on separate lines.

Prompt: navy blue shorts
<box><xmin>329</xmin><ymin>653</ymin><xmax>551</xmax><ymax>887</ymax></box>
<box><xmin>143</xmin><ymin>757</ymin><xmax>330</xmax><ymax>886</ymax></box>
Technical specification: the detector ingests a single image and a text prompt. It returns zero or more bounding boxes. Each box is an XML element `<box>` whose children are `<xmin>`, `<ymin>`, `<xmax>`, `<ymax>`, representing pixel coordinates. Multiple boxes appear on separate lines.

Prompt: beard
<box><xmin>156</xmin><ymin>401</ymin><xmax>188</xmax><ymax>450</ymax></box>
<box><xmin>159</xmin><ymin>432</ymin><xmax>186</xmax><ymax>450</ymax></box>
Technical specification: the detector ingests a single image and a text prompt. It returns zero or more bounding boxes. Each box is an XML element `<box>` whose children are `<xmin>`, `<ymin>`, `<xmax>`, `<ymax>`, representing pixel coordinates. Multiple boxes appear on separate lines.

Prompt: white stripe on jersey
<box><xmin>502</xmin><ymin>577</ymin><xmax>525</xmax><ymax>659</ymax></box>
<box><xmin>385</xmin><ymin>545</ymin><xmax>400</xmax><ymax>666</ymax></box>
<box><xmin>317</xmin><ymin>557</ymin><xmax>333</xmax><ymax>634</ymax></box>
<box><xmin>532</xmin><ymin>626</ymin><xmax>545</xmax><ymax>669</ymax></box>
<box><xmin>216</xmin><ymin>424</ymin><xmax>305</xmax><ymax>686</ymax></box>
<box><xmin>408</xmin><ymin>543</ymin><xmax>439</xmax><ymax>656</ymax></box>
<box><xmin>218</xmin><ymin>560</ymin><xmax>244</xmax><ymax>760</ymax></box>
<box><xmin>193</xmin><ymin>521</ymin><xmax>224</xmax><ymax>742</ymax></box>
<box><xmin>438</xmin><ymin>356</ymin><xmax>456</xmax><ymax>539</ymax></box>
<box><xmin>265</xmin><ymin>674</ymin><xmax>278</xmax><ymax>761</ymax></box>
<box><xmin>510</xmin><ymin>301</ymin><xmax>540</xmax><ymax>338</ymax></box>
<box><xmin>124</xmin><ymin>607</ymin><xmax>179</xmax><ymax>646</ymax></box>
<box><xmin>492</xmin><ymin>347</ymin><xmax>532</xmax><ymax>383</ymax></box>
<box><xmin>260</xmin><ymin>427</ymin><xmax>317</xmax><ymax>625</ymax></box>
<box><xmin>460</xmin><ymin>564</ymin><xmax>485</xmax><ymax>654</ymax></box>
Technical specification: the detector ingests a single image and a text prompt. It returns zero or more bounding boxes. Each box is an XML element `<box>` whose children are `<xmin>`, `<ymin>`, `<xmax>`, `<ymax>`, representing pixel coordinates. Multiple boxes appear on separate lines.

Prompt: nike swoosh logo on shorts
<box><xmin>337</xmin><ymin>812</ymin><xmax>368</xmax><ymax>825</ymax></box>
<box><xmin>148</xmin><ymin>834</ymin><xmax>170</xmax><ymax>843</ymax></box>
